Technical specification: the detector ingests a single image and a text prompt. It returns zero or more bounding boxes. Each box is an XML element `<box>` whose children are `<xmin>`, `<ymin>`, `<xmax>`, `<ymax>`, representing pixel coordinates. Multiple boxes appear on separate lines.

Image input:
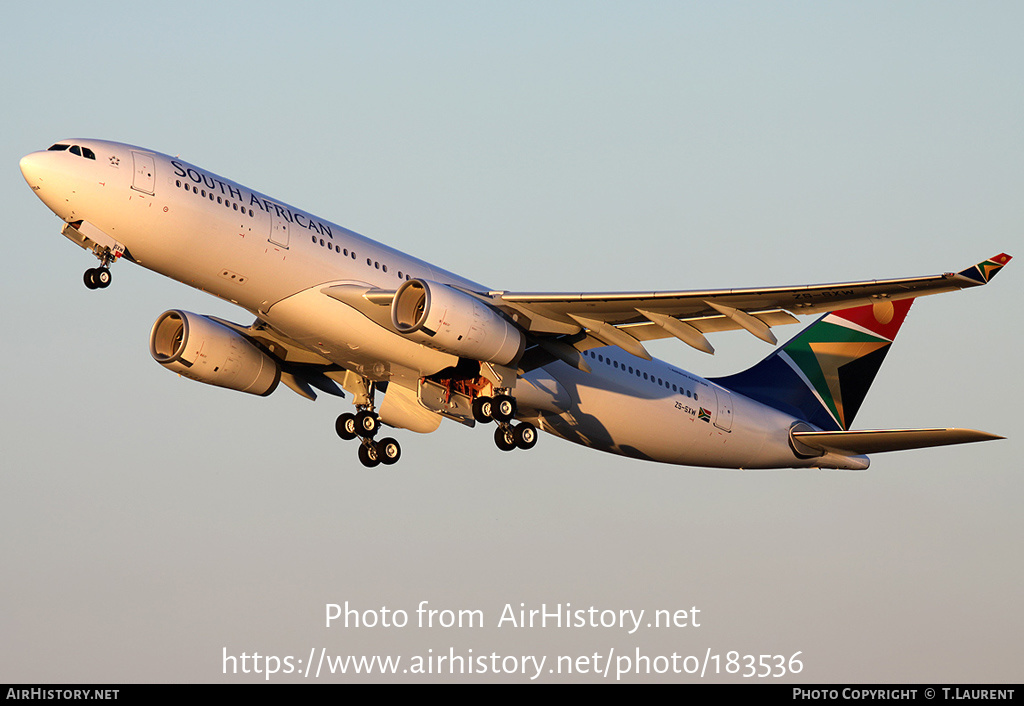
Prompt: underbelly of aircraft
<box><xmin>531</xmin><ymin>363</ymin><xmax>802</xmax><ymax>469</ymax></box>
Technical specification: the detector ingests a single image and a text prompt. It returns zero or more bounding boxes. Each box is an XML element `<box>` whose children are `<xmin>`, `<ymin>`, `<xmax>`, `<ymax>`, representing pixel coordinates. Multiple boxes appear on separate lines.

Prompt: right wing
<box><xmin>492</xmin><ymin>253</ymin><xmax>1012</xmax><ymax>361</ymax></box>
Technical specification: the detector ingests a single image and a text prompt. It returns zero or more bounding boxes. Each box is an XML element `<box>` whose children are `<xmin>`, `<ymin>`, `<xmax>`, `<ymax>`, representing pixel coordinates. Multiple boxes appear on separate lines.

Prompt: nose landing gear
<box><xmin>84</xmin><ymin>266</ymin><xmax>112</xmax><ymax>289</ymax></box>
<box><xmin>83</xmin><ymin>246</ymin><xmax>117</xmax><ymax>290</ymax></box>
<box><xmin>59</xmin><ymin>222</ymin><xmax>122</xmax><ymax>290</ymax></box>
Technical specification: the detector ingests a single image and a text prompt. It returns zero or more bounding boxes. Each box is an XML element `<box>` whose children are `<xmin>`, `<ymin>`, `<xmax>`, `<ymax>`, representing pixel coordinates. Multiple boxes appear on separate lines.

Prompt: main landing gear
<box><xmin>336</xmin><ymin>409</ymin><xmax>401</xmax><ymax>468</ymax></box>
<box><xmin>333</xmin><ymin>376</ymin><xmax>401</xmax><ymax>468</ymax></box>
<box><xmin>333</xmin><ymin>378</ymin><xmax>537</xmax><ymax>467</ymax></box>
<box><xmin>472</xmin><ymin>392</ymin><xmax>538</xmax><ymax>452</ymax></box>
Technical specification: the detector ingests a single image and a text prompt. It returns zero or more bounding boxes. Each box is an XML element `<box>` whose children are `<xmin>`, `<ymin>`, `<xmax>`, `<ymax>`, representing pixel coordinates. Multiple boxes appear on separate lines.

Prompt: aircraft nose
<box><xmin>20</xmin><ymin>151</ymin><xmax>47</xmax><ymax>189</ymax></box>
<box><xmin>20</xmin><ymin>150</ymin><xmax>74</xmax><ymax>217</ymax></box>
<box><xmin>20</xmin><ymin>153</ymin><xmax>37</xmax><ymax>183</ymax></box>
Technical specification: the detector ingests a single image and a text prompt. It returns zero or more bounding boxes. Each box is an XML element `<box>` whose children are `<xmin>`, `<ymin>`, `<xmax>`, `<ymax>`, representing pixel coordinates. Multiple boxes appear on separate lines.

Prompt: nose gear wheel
<box><xmin>84</xmin><ymin>267</ymin><xmax>112</xmax><ymax>289</ymax></box>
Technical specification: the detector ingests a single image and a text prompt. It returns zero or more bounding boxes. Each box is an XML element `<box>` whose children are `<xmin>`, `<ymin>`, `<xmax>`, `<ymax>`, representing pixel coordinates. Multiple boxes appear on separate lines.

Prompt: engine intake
<box><xmin>149</xmin><ymin>310</ymin><xmax>280</xmax><ymax>396</ymax></box>
<box><xmin>391</xmin><ymin>279</ymin><xmax>524</xmax><ymax>365</ymax></box>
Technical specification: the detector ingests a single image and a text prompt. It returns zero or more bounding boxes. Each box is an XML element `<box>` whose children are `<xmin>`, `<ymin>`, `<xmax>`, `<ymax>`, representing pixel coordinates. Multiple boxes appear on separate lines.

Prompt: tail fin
<box><xmin>711</xmin><ymin>299</ymin><xmax>914</xmax><ymax>431</ymax></box>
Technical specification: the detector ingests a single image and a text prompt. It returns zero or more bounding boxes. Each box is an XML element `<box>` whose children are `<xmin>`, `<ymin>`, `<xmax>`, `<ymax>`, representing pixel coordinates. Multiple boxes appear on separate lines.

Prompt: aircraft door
<box><xmin>131</xmin><ymin>152</ymin><xmax>155</xmax><ymax>194</ymax></box>
<box><xmin>269</xmin><ymin>210</ymin><xmax>290</xmax><ymax>248</ymax></box>
<box><xmin>713</xmin><ymin>388</ymin><xmax>733</xmax><ymax>432</ymax></box>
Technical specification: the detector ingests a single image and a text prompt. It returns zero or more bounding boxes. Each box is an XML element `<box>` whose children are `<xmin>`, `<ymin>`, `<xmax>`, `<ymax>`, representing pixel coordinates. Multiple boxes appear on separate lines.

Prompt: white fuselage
<box><xmin>21</xmin><ymin>139</ymin><xmax>831</xmax><ymax>470</ymax></box>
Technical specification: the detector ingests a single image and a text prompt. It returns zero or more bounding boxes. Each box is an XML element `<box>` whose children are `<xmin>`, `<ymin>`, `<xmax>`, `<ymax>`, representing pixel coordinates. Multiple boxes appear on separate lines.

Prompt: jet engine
<box><xmin>149</xmin><ymin>310</ymin><xmax>280</xmax><ymax>396</ymax></box>
<box><xmin>390</xmin><ymin>279</ymin><xmax>524</xmax><ymax>366</ymax></box>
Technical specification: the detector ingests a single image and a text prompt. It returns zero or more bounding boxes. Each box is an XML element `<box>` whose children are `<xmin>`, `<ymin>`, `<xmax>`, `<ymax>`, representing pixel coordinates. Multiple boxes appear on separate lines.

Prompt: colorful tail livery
<box><xmin>713</xmin><ymin>298</ymin><xmax>915</xmax><ymax>431</ymax></box>
<box><xmin>714</xmin><ymin>252</ymin><xmax>1012</xmax><ymax>433</ymax></box>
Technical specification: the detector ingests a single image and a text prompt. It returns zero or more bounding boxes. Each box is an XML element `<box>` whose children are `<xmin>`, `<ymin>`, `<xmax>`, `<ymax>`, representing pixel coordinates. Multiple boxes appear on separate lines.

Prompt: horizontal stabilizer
<box><xmin>792</xmin><ymin>428</ymin><xmax>1004</xmax><ymax>456</ymax></box>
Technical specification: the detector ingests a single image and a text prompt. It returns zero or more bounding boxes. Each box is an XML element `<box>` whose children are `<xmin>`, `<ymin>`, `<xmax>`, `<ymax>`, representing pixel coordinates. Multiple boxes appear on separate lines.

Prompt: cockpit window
<box><xmin>52</xmin><ymin>144</ymin><xmax>97</xmax><ymax>160</ymax></box>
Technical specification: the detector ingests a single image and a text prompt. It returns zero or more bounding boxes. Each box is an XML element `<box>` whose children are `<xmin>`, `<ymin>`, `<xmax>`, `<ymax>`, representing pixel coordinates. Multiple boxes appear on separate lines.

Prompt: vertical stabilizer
<box><xmin>711</xmin><ymin>299</ymin><xmax>914</xmax><ymax>431</ymax></box>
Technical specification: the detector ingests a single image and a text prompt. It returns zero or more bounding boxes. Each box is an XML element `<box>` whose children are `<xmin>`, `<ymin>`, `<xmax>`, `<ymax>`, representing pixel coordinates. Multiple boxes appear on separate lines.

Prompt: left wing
<box><xmin>492</xmin><ymin>253</ymin><xmax>1011</xmax><ymax>359</ymax></box>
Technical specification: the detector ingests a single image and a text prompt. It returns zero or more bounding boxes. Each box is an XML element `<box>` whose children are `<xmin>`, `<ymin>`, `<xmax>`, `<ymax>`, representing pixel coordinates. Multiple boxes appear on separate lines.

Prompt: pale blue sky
<box><xmin>2</xmin><ymin>1</ymin><xmax>1021</xmax><ymax>682</ymax></box>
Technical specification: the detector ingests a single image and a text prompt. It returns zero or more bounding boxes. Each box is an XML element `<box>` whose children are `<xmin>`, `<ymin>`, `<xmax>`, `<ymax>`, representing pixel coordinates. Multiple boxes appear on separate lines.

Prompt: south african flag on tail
<box><xmin>711</xmin><ymin>298</ymin><xmax>914</xmax><ymax>431</ymax></box>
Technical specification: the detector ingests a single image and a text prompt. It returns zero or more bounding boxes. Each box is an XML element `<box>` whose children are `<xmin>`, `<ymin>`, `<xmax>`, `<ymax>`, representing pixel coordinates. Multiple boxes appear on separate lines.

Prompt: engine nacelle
<box><xmin>149</xmin><ymin>310</ymin><xmax>280</xmax><ymax>396</ymax></box>
<box><xmin>391</xmin><ymin>279</ymin><xmax>524</xmax><ymax>366</ymax></box>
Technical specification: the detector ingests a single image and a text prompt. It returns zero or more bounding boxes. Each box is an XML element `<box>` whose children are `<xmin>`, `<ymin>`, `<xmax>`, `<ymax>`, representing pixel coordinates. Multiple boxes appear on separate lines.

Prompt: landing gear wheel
<box><xmin>472</xmin><ymin>396</ymin><xmax>494</xmax><ymax>424</ymax></box>
<box><xmin>513</xmin><ymin>422</ymin><xmax>538</xmax><ymax>450</ymax></box>
<box><xmin>335</xmin><ymin>412</ymin><xmax>357</xmax><ymax>440</ymax></box>
<box><xmin>492</xmin><ymin>395</ymin><xmax>517</xmax><ymax>423</ymax></box>
<box><xmin>84</xmin><ymin>267</ymin><xmax>112</xmax><ymax>289</ymax></box>
<box><xmin>494</xmin><ymin>425</ymin><xmax>516</xmax><ymax>452</ymax></box>
<box><xmin>358</xmin><ymin>441</ymin><xmax>381</xmax><ymax>468</ymax></box>
<box><xmin>377</xmin><ymin>437</ymin><xmax>401</xmax><ymax>465</ymax></box>
<box><xmin>355</xmin><ymin>410</ymin><xmax>380</xmax><ymax>438</ymax></box>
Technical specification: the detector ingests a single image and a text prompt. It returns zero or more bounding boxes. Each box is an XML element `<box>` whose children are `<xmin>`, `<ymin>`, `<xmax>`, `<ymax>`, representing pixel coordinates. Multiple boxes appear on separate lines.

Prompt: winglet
<box><xmin>957</xmin><ymin>253</ymin><xmax>1012</xmax><ymax>284</ymax></box>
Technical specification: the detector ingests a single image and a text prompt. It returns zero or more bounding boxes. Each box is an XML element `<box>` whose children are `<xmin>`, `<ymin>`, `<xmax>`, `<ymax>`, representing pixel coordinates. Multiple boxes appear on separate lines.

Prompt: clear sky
<box><xmin>2</xmin><ymin>1</ymin><xmax>1021</xmax><ymax>683</ymax></box>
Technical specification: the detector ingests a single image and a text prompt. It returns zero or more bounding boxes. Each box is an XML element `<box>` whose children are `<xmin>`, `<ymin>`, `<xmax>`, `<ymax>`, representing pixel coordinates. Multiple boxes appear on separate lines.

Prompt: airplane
<box><xmin>19</xmin><ymin>139</ymin><xmax>1010</xmax><ymax>470</ymax></box>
